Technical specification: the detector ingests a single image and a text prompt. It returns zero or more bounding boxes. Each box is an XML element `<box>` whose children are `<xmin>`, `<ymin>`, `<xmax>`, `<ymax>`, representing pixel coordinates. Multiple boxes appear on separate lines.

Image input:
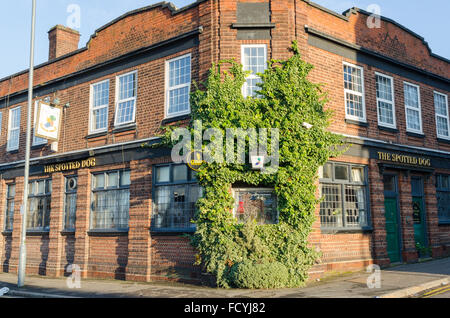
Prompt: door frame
<box><xmin>383</xmin><ymin>173</ymin><xmax>403</xmax><ymax>263</ymax></box>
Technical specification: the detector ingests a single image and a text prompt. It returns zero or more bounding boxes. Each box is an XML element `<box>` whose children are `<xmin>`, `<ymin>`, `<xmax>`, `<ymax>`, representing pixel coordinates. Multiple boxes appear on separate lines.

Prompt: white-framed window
<box><xmin>7</xmin><ymin>106</ymin><xmax>21</xmax><ymax>151</ymax></box>
<box><xmin>434</xmin><ymin>91</ymin><xmax>449</xmax><ymax>139</ymax></box>
<box><xmin>404</xmin><ymin>82</ymin><xmax>423</xmax><ymax>134</ymax></box>
<box><xmin>90</xmin><ymin>79</ymin><xmax>110</xmax><ymax>133</ymax></box>
<box><xmin>343</xmin><ymin>62</ymin><xmax>366</xmax><ymax>122</ymax></box>
<box><xmin>376</xmin><ymin>73</ymin><xmax>396</xmax><ymax>128</ymax></box>
<box><xmin>115</xmin><ymin>71</ymin><xmax>137</xmax><ymax>126</ymax></box>
<box><xmin>165</xmin><ymin>54</ymin><xmax>192</xmax><ymax>118</ymax></box>
<box><xmin>241</xmin><ymin>44</ymin><xmax>267</xmax><ymax>98</ymax></box>
<box><xmin>33</xmin><ymin>101</ymin><xmax>47</xmax><ymax>146</ymax></box>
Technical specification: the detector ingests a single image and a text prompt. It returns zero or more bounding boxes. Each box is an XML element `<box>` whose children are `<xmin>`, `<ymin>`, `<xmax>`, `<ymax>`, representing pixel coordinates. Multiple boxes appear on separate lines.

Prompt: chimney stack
<box><xmin>48</xmin><ymin>25</ymin><xmax>80</xmax><ymax>60</ymax></box>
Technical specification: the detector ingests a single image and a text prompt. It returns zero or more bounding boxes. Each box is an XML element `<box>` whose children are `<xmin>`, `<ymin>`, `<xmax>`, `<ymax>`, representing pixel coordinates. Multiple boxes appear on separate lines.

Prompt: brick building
<box><xmin>0</xmin><ymin>0</ymin><xmax>449</xmax><ymax>283</ymax></box>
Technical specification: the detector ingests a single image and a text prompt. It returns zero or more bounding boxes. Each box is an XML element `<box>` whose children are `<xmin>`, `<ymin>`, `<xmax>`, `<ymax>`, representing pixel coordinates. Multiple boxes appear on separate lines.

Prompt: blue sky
<box><xmin>0</xmin><ymin>0</ymin><xmax>448</xmax><ymax>79</ymax></box>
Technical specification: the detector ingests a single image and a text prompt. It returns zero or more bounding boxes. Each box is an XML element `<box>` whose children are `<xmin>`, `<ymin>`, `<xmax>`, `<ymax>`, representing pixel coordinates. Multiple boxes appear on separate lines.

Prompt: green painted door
<box><xmin>384</xmin><ymin>197</ymin><xmax>401</xmax><ymax>263</ymax></box>
<box><xmin>411</xmin><ymin>177</ymin><xmax>428</xmax><ymax>257</ymax></box>
<box><xmin>413</xmin><ymin>197</ymin><xmax>427</xmax><ymax>249</ymax></box>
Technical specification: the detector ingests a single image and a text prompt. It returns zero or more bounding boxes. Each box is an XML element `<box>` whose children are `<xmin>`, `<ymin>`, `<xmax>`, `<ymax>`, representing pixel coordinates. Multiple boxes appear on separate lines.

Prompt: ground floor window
<box><xmin>27</xmin><ymin>179</ymin><xmax>52</xmax><ymax>231</ymax></box>
<box><xmin>319</xmin><ymin>162</ymin><xmax>369</xmax><ymax>229</ymax></box>
<box><xmin>232</xmin><ymin>188</ymin><xmax>278</xmax><ymax>224</ymax></box>
<box><xmin>91</xmin><ymin>170</ymin><xmax>130</xmax><ymax>230</ymax></box>
<box><xmin>152</xmin><ymin>164</ymin><xmax>202</xmax><ymax>231</ymax></box>
<box><xmin>4</xmin><ymin>184</ymin><xmax>15</xmax><ymax>232</ymax></box>
<box><xmin>64</xmin><ymin>176</ymin><xmax>78</xmax><ymax>230</ymax></box>
<box><xmin>436</xmin><ymin>174</ymin><xmax>450</xmax><ymax>224</ymax></box>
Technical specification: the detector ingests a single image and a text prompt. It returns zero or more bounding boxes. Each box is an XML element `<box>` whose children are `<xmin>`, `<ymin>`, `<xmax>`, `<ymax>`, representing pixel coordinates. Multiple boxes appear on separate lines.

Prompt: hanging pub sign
<box><xmin>35</xmin><ymin>102</ymin><xmax>63</xmax><ymax>141</ymax></box>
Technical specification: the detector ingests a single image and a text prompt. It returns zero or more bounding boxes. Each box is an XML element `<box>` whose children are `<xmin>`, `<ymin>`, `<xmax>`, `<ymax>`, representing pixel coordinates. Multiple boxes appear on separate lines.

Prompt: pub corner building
<box><xmin>0</xmin><ymin>0</ymin><xmax>449</xmax><ymax>283</ymax></box>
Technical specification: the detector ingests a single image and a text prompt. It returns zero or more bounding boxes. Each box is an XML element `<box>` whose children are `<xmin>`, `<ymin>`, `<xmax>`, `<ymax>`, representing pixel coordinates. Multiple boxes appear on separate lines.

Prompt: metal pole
<box><xmin>18</xmin><ymin>0</ymin><xmax>36</xmax><ymax>288</ymax></box>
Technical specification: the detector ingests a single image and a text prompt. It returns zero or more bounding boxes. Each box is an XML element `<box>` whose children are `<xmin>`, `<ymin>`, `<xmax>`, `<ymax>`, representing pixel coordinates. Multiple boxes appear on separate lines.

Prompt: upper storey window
<box><xmin>165</xmin><ymin>54</ymin><xmax>192</xmax><ymax>118</ymax></box>
<box><xmin>242</xmin><ymin>45</ymin><xmax>267</xmax><ymax>98</ymax></box>
<box><xmin>7</xmin><ymin>106</ymin><xmax>21</xmax><ymax>152</ymax></box>
<box><xmin>343</xmin><ymin>63</ymin><xmax>366</xmax><ymax>122</ymax></box>
<box><xmin>90</xmin><ymin>79</ymin><xmax>110</xmax><ymax>133</ymax></box>
<box><xmin>376</xmin><ymin>73</ymin><xmax>396</xmax><ymax>129</ymax></box>
<box><xmin>434</xmin><ymin>92</ymin><xmax>449</xmax><ymax>139</ymax></box>
<box><xmin>115</xmin><ymin>71</ymin><xmax>137</xmax><ymax>126</ymax></box>
<box><xmin>404</xmin><ymin>82</ymin><xmax>423</xmax><ymax>134</ymax></box>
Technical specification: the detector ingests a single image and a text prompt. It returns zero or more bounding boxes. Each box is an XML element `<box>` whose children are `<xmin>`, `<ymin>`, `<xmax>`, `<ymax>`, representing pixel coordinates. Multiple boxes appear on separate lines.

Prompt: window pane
<box><xmin>234</xmin><ymin>189</ymin><xmax>278</xmax><ymax>225</ymax></box>
<box><xmin>93</xmin><ymin>107</ymin><xmax>108</xmax><ymax>131</ymax></box>
<box><xmin>406</xmin><ymin>108</ymin><xmax>421</xmax><ymax>131</ymax></box>
<box><xmin>335</xmin><ymin>165</ymin><xmax>348</xmax><ymax>180</ymax></box>
<box><xmin>119</xmin><ymin>73</ymin><xmax>136</xmax><ymax>100</ymax></box>
<box><xmin>344</xmin><ymin>65</ymin><xmax>362</xmax><ymax>93</ymax></box>
<box><xmin>378</xmin><ymin>101</ymin><xmax>394</xmax><ymax>125</ymax></box>
<box><xmin>107</xmin><ymin>171</ymin><xmax>119</xmax><ymax>188</ymax></box>
<box><xmin>168</xmin><ymin>86</ymin><xmax>190</xmax><ymax>115</ymax></box>
<box><xmin>404</xmin><ymin>84</ymin><xmax>419</xmax><ymax>109</ymax></box>
<box><xmin>91</xmin><ymin>189</ymin><xmax>129</xmax><ymax>229</ymax></box>
<box><xmin>93</xmin><ymin>174</ymin><xmax>105</xmax><ymax>189</ymax></box>
<box><xmin>437</xmin><ymin>116</ymin><xmax>449</xmax><ymax>137</ymax></box>
<box><xmin>319</xmin><ymin>184</ymin><xmax>342</xmax><ymax>227</ymax></box>
<box><xmin>116</xmin><ymin>100</ymin><xmax>135</xmax><ymax>124</ymax></box>
<box><xmin>345</xmin><ymin>185</ymin><xmax>367</xmax><ymax>227</ymax></box>
<box><xmin>173</xmin><ymin>165</ymin><xmax>188</xmax><ymax>182</ymax></box>
<box><xmin>120</xmin><ymin>170</ymin><xmax>131</xmax><ymax>187</ymax></box>
<box><xmin>435</xmin><ymin>93</ymin><xmax>448</xmax><ymax>116</ymax></box>
<box><xmin>383</xmin><ymin>175</ymin><xmax>396</xmax><ymax>192</ymax></box>
<box><xmin>7</xmin><ymin>184</ymin><xmax>15</xmax><ymax>197</ymax></box>
<box><xmin>351</xmin><ymin>167</ymin><xmax>364</xmax><ymax>183</ymax></box>
<box><xmin>319</xmin><ymin>163</ymin><xmax>332</xmax><ymax>179</ymax></box>
<box><xmin>346</xmin><ymin>92</ymin><xmax>364</xmax><ymax>119</ymax></box>
<box><xmin>376</xmin><ymin>75</ymin><xmax>392</xmax><ymax>101</ymax></box>
<box><xmin>37</xmin><ymin>180</ymin><xmax>45</xmax><ymax>194</ymax></box>
<box><xmin>437</xmin><ymin>191</ymin><xmax>450</xmax><ymax>223</ymax></box>
<box><xmin>93</xmin><ymin>81</ymin><xmax>109</xmax><ymax>107</ymax></box>
<box><xmin>156</xmin><ymin>166</ymin><xmax>170</xmax><ymax>183</ymax></box>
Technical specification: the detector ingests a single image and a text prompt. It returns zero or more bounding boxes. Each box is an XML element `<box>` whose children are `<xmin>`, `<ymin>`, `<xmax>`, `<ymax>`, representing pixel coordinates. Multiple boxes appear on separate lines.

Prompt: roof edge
<box><xmin>342</xmin><ymin>7</ymin><xmax>450</xmax><ymax>64</ymax></box>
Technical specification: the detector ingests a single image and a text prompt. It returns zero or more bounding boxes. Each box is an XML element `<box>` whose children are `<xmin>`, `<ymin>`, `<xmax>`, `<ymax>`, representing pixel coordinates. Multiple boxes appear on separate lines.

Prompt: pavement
<box><xmin>0</xmin><ymin>257</ymin><xmax>449</xmax><ymax>298</ymax></box>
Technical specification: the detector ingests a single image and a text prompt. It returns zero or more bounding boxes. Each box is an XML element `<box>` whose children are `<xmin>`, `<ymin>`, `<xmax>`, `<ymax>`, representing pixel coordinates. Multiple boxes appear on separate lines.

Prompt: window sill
<box><xmin>61</xmin><ymin>230</ymin><xmax>76</xmax><ymax>236</ymax></box>
<box><xmin>437</xmin><ymin>138</ymin><xmax>450</xmax><ymax>145</ymax></box>
<box><xmin>31</xmin><ymin>143</ymin><xmax>47</xmax><ymax>150</ymax></box>
<box><xmin>85</xmin><ymin>131</ymin><xmax>108</xmax><ymax>139</ymax></box>
<box><xmin>231</xmin><ymin>23</ymin><xmax>276</xmax><ymax>29</ymax></box>
<box><xmin>321</xmin><ymin>227</ymin><xmax>373</xmax><ymax>234</ymax></box>
<box><xmin>345</xmin><ymin>119</ymin><xmax>368</xmax><ymax>127</ymax></box>
<box><xmin>162</xmin><ymin>114</ymin><xmax>191</xmax><ymax>125</ymax></box>
<box><xmin>378</xmin><ymin>125</ymin><xmax>399</xmax><ymax>133</ymax></box>
<box><xmin>26</xmin><ymin>230</ymin><xmax>50</xmax><ymax>236</ymax></box>
<box><xmin>87</xmin><ymin>229</ymin><xmax>129</xmax><ymax>237</ymax></box>
<box><xmin>406</xmin><ymin>131</ymin><xmax>425</xmax><ymax>138</ymax></box>
<box><xmin>1</xmin><ymin>231</ymin><xmax>12</xmax><ymax>236</ymax></box>
<box><xmin>112</xmin><ymin>123</ymin><xmax>136</xmax><ymax>134</ymax></box>
<box><xmin>438</xmin><ymin>222</ymin><xmax>450</xmax><ymax>226</ymax></box>
<box><xmin>7</xmin><ymin>150</ymin><xmax>19</xmax><ymax>154</ymax></box>
<box><xmin>150</xmin><ymin>228</ymin><xmax>196</xmax><ymax>236</ymax></box>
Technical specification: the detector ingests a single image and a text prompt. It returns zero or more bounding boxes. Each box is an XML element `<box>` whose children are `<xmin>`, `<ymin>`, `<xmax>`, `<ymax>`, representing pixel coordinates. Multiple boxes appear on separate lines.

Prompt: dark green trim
<box><xmin>112</xmin><ymin>124</ymin><xmax>137</xmax><ymax>134</ymax></box>
<box><xmin>406</xmin><ymin>131</ymin><xmax>425</xmax><ymax>139</ymax></box>
<box><xmin>87</xmin><ymin>229</ymin><xmax>129</xmax><ymax>237</ymax></box>
<box><xmin>437</xmin><ymin>138</ymin><xmax>450</xmax><ymax>145</ymax></box>
<box><xmin>26</xmin><ymin>231</ymin><xmax>50</xmax><ymax>236</ymax></box>
<box><xmin>378</xmin><ymin>126</ymin><xmax>399</xmax><ymax>134</ymax></box>
<box><xmin>85</xmin><ymin>131</ymin><xmax>108</xmax><ymax>139</ymax></box>
<box><xmin>231</xmin><ymin>23</ymin><xmax>276</xmax><ymax>29</ymax></box>
<box><xmin>1</xmin><ymin>231</ymin><xmax>12</xmax><ymax>237</ymax></box>
<box><xmin>161</xmin><ymin>114</ymin><xmax>191</xmax><ymax>125</ymax></box>
<box><xmin>345</xmin><ymin>119</ymin><xmax>368</xmax><ymax>127</ymax></box>
<box><xmin>321</xmin><ymin>227</ymin><xmax>373</xmax><ymax>234</ymax></box>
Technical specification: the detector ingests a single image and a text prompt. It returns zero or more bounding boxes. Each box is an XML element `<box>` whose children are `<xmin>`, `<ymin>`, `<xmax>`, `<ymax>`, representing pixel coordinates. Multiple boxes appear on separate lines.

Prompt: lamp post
<box><xmin>18</xmin><ymin>0</ymin><xmax>37</xmax><ymax>288</ymax></box>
